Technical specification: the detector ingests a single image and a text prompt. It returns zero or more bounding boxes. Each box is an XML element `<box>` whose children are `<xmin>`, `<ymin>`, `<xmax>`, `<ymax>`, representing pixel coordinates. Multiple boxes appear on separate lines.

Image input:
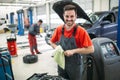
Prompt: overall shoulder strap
<box><xmin>62</xmin><ymin>24</ymin><xmax>78</xmax><ymax>36</ymax></box>
<box><xmin>62</xmin><ymin>24</ymin><xmax>65</xmax><ymax>35</ymax></box>
<box><xmin>73</xmin><ymin>24</ymin><xmax>78</xmax><ymax>36</ymax></box>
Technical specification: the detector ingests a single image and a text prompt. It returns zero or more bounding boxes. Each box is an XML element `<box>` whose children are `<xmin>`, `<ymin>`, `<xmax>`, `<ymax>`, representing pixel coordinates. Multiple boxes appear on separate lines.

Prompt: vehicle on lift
<box><xmin>0</xmin><ymin>18</ymin><xmax>6</xmax><ymax>25</ymax></box>
<box><xmin>45</xmin><ymin>5</ymin><xmax>118</xmax><ymax>45</ymax></box>
<box><xmin>0</xmin><ymin>24</ymin><xmax>10</xmax><ymax>33</ymax></box>
<box><xmin>0</xmin><ymin>18</ymin><xmax>10</xmax><ymax>33</ymax></box>
<box><xmin>80</xmin><ymin>10</ymin><xmax>118</xmax><ymax>41</ymax></box>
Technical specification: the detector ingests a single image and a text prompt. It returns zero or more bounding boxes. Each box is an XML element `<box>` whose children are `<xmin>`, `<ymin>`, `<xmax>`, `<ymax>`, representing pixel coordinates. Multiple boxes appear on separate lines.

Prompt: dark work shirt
<box><xmin>29</xmin><ymin>23</ymin><xmax>40</xmax><ymax>36</ymax></box>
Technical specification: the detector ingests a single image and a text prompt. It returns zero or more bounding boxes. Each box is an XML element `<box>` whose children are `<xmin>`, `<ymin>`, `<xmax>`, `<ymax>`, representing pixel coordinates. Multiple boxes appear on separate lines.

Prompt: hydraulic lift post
<box><xmin>117</xmin><ymin>0</ymin><xmax>120</xmax><ymax>49</ymax></box>
<box><xmin>17</xmin><ymin>9</ymin><xmax>24</xmax><ymax>36</ymax></box>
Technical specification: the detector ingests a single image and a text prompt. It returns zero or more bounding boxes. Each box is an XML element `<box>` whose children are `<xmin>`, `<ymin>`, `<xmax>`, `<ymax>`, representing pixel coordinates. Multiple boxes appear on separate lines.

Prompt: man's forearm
<box><xmin>72</xmin><ymin>46</ymin><xmax>94</xmax><ymax>54</ymax></box>
<box><xmin>50</xmin><ymin>41</ymin><xmax>57</xmax><ymax>49</ymax></box>
<box><xmin>64</xmin><ymin>46</ymin><xmax>94</xmax><ymax>56</ymax></box>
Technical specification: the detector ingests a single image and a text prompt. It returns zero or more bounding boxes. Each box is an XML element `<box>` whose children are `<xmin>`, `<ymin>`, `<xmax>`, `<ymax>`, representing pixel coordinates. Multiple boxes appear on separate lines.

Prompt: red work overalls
<box><xmin>28</xmin><ymin>33</ymin><xmax>39</xmax><ymax>55</ymax></box>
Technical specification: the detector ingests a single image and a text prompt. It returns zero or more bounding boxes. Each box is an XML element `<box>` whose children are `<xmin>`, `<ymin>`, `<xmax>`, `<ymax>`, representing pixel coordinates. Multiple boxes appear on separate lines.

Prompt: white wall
<box><xmin>93</xmin><ymin>0</ymin><xmax>109</xmax><ymax>12</ymax></box>
<box><xmin>0</xmin><ymin>6</ymin><xmax>22</xmax><ymax>20</ymax></box>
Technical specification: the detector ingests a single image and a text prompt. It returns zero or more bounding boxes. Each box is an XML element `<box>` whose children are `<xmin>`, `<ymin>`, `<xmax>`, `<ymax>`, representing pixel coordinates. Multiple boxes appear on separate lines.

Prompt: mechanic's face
<box><xmin>63</xmin><ymin>10</ymin><xmax>77</xmax><ymax>27</ymax></box>
<box><xmin>38</xmin><ymin>22</ymin><xmax>42</xmax><ymax>26</ymax></box>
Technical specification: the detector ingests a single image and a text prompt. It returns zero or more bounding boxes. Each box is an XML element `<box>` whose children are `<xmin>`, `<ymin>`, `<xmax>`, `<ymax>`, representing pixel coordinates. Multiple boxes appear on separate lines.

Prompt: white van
<box><xmin>0</xmin><ymin>18</ymin><xmax>6</xmax><ymax>25</ymax></box>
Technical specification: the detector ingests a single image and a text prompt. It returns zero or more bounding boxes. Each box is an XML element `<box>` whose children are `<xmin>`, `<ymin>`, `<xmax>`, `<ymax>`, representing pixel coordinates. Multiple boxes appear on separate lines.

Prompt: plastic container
<box><xmin>7</xmin><ymin>34</ymin><xmax>17</xmax><ymax>57</ymax></box>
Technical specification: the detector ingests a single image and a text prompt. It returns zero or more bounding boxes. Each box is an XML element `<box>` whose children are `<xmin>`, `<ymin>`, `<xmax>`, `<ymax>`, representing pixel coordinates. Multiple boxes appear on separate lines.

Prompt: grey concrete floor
<box><xmin>0</xmin><ymin>31</ymin><xmax>58</xmax><ymax>80</ymax></box>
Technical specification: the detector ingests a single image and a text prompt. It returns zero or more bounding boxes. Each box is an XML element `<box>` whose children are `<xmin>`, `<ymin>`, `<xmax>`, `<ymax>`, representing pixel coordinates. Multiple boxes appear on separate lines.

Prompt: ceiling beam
<box><xmin>0</xmin><ymin>3</ymin><xmax>35</xmax><ymax>7</ymax></box>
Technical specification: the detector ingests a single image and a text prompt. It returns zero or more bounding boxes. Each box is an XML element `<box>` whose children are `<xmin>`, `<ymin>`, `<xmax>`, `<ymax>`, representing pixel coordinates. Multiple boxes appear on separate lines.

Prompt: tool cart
<box><xmin>0</xmin><ymin>47</ymin><xmax>14</xmax><ymax>80</ymax></box>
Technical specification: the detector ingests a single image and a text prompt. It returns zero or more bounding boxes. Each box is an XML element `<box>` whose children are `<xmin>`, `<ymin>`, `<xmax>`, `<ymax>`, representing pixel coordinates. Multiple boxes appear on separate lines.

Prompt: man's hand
<box><xmin>64</xmin><ymin>50</ymin><xmax>75</xmax><ymax>57</ymax></box>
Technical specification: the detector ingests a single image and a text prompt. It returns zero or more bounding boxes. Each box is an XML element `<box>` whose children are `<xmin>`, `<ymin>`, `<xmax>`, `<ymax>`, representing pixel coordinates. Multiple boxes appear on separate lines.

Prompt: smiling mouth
<box><xmin>66</xmin><ymin>20</ymin><xmax>72</xmax><ymax>23</ymax></box>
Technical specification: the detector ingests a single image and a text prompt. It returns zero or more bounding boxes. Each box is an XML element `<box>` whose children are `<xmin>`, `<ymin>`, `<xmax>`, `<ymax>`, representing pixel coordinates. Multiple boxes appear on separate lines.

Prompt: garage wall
<box><xmin>36</xmin><ymin>5</ymin><xmax>46</xmax><ymax>22</ymax></box>
<box><xmin>73</xmin><ymin>0</ymin><xmax>93</xmax><ymax>13</ymax></box>
<box><xmin>93</xmin><ymin>0</ymin><xmax>109</xmax><ymax>12</ymax></box>
<box><xmin>93</xmin><ymin>0</ymin><xmax>118</xmax><ymax>12</ymax></box>
<box><xmin>0</xmin><ymin>6</ymin><xmax>22</xmax><ymax>24</ymax></box>
<box><xmin>35</xmin><ymin>5</ymin><xmax>48</xmax><ymax>29</ymax></box>
<box><xmin>50</xmin><ymin>2</ymin><xmax>64</xmax><ymax>29</ymax></box>
<box><xmin>110</xmin><ymin>0</ymin><xmax>118</xmax><ymax>10</ymax></box>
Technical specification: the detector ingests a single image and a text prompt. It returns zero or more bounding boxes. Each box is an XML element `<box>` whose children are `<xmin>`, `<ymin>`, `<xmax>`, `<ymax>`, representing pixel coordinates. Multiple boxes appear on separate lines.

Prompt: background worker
<box><xmin>50</xmin><ymin>1</ymin><xmax>94</xmax><ymax>80</ymax></box>
<box><xmin>28</xmin><ymin>19</ymin><xmax>43</xmax><ymax>55</ymax></box>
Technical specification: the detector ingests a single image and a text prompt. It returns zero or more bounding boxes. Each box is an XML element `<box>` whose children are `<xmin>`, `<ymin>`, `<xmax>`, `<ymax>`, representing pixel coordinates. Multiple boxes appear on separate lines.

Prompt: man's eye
<box><xmin>71</xmin><ymin>16</ymin><xmax>74</xmax><ymax>18</ymax></box>
<box><xmin>65</xmin><ymin>16</ymin><xmax>69</xmax><ymax>18</ymax></box>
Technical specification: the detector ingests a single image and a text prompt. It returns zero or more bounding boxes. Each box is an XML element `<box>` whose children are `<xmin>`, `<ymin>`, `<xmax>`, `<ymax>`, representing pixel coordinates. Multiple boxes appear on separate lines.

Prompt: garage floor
<box><xmin>0</xmin><ymin>31</ymin><xmax>58</xmax><ymax>80</ymax></box>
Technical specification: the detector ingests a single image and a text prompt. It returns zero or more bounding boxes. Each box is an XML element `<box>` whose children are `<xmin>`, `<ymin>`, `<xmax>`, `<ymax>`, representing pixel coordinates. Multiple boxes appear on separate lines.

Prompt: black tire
<box><xmin>23</xmin><ymin>54</ymin><xmax>38</xmax><ymax>64</ymax></box>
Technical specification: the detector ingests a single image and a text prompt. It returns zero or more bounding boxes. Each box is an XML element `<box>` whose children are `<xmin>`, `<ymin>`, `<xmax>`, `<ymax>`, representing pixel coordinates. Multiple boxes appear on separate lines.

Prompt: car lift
<box><xmin>117</xmin><ymin>0</ymin><xmax>120</xmax><ymax>49</ymax></box>
<box><xmin>17</xmin><ymin>9</ymin><xmax>24</xmax><ymax>36</ymax></box>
